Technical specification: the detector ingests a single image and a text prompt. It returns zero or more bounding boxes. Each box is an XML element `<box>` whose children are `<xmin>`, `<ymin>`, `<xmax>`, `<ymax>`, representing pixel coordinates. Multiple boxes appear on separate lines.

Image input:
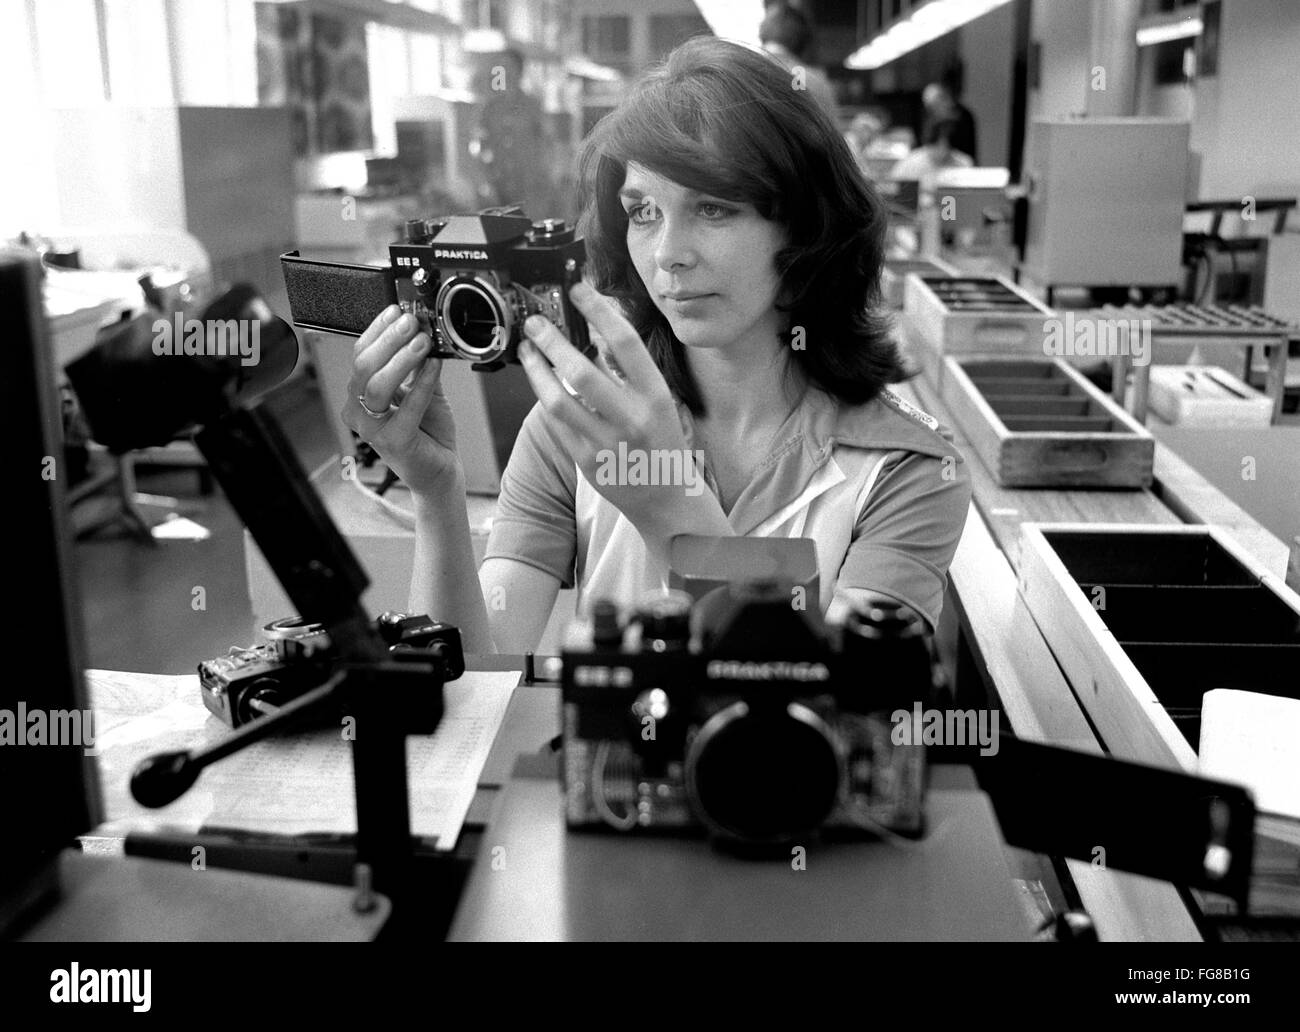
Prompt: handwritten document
<box><xmin>87</xmin><ymin>668</ymin><xmax>519</xmax><ymax>849</ymax></box>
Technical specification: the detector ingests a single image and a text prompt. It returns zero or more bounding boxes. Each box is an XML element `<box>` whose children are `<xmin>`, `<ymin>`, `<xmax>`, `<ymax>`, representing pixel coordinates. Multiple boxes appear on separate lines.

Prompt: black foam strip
<box><xmin>280</xmin><ymin>253</ymin><xmax>396</xmax><ymax>337</ymax></box>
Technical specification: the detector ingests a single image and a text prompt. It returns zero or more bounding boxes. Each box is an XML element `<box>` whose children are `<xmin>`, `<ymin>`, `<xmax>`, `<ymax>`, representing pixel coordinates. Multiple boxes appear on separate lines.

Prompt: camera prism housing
<box><xmin>560</xmin><ymin>583</ymin><xmax>936</xmax><ymax>848</ymax></box>
<box><xmin>281</xmin><ymin>208</ymin><xmax>592</xmax><ymax>370</ymax></box>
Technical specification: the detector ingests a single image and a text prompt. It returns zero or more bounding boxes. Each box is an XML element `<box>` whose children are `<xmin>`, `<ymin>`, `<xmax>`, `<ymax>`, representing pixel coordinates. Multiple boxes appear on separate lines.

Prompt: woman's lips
<box><xmin>663</xmin><ymin>292</ymin><xmax>717</xmax><ymax>312</ymax></box>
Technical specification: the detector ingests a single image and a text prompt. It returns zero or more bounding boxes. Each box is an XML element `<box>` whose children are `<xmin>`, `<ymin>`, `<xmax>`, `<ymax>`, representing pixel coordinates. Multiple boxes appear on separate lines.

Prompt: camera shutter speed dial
<box><xmin>528</xmin><ymin>219</ymin><xmax>574</xmax><ymax>243</ymax></box>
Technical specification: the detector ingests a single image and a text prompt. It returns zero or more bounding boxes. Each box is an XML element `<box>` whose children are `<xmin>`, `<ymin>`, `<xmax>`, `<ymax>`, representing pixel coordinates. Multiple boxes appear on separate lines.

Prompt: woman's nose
<box><xmin>654</xmin><ymin>218</ymin><xmax>697</xmax><ymax>272</ymax></box>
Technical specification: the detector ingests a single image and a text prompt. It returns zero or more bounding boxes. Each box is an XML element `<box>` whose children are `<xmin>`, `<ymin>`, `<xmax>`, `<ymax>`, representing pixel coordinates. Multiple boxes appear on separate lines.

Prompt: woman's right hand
<box><xmin>343</xmin><ymin>305</ymin><xmax>461</xmax><ymax>497</ymax></box>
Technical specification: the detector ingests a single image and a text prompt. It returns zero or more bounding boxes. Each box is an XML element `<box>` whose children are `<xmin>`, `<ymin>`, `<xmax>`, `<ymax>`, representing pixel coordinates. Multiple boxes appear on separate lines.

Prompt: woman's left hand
<box><xmin>516</xmin><ymin>282</ymin><xmax>732</xmax><ymax>547</ymax></box>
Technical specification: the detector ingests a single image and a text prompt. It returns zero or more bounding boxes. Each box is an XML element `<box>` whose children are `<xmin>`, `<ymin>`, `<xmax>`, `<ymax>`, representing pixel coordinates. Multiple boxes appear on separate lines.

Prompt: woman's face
<box><xmin>619</xmin><ymin>163</ymin><xmax>788</xmax><ymax>354</ymax></box>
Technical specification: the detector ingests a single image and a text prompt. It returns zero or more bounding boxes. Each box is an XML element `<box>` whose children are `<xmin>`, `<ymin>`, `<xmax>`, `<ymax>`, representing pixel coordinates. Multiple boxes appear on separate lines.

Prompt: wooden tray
<box><xmin>941</xmin><ymin>357</ymin><xmax>1154</xmax><ymax>487</ymax></box>
<box><xmin>902</xmin><ymin>274</ymin><xmax>1055</xmax><ymax>386</ymax></box>
<box><xmin>881</xmin><ymin>256</ymin><xmax>958</xmax><ymax>308</ymax></box>
<box><xmin>1018</xmin><ymin>523</ymin><xmax>1300</xmax><ymax>773</ymax></box>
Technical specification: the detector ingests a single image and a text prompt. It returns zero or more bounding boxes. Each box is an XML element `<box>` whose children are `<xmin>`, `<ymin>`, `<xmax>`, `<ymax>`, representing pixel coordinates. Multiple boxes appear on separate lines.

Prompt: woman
<box><xmin>343</xmin><ymin>36</ymin><xmax>972</xmax><ymax>654</ymax></box>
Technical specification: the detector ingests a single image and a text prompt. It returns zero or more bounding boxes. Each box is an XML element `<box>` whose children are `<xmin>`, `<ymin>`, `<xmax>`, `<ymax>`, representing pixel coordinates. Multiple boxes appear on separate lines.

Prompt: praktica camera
<box><xmin>199</xmin><ymin>613</ymin><xmax>463</xmax><ymax>728</ymax></box>
<box><xmin>560</xmin><ymin>582</ymin><xmax>937</xmax><ymax>848</ymax></box>
<box><xmin>281</xmin><ymin>207</ymin><xmax>592</xmax><ymax>370</ymax></box>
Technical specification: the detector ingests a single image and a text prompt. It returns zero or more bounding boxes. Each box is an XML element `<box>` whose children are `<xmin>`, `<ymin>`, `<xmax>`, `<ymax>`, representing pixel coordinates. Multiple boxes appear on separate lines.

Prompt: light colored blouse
<box><xmin>483</xmin><ymin>383</ymin><xmax>973</xmax><ymax>631</ymax></box>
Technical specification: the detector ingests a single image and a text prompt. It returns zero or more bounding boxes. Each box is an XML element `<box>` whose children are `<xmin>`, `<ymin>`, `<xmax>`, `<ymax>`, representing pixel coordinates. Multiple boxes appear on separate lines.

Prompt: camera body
<box><xmin>560</xmin><ymin>583</ymin><xmax>936</xmax><ymax>847</ymax></box>
<box><xmin>199</xmin><ymin>613</ymin><xmax>463</xmax><ymax>727</ymax></box>
<box><xmin>280</xmin><ymin>207</ymin><xmax>594</xmax><ymax>369</ymax></box>
<box><xmin>390</xmin><ymin>209</ymin><xmax>592</xmax><ymax>369</ymax></box>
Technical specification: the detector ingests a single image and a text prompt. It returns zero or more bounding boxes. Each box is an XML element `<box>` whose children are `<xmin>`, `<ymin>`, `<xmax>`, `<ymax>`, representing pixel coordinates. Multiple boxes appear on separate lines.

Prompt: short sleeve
<box><xmin>481</xmin><ymin>402</ymin><xmax>579</xmax><ymax>588</ymax></box>
<box><xmin>834</xmin><ymin>447</ymin><xmax>973</xmax><ymax>630</ymax></box>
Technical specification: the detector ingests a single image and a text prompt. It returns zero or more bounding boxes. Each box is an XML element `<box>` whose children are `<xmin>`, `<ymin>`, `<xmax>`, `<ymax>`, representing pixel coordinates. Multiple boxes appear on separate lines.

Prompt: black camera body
<box><xmin>281</xmin><ymin>208</ymin><xmax>593</xmax><ymax>371</ymax></box>
<box><xmin>560</xmin><ymin>583</ymin><xmax>937</xmax><ymax>848</ymax></box>
<box><xmin>199</xmin><ymin>613</ymin><xmax>463</xmax><ymax>728</ymax></box>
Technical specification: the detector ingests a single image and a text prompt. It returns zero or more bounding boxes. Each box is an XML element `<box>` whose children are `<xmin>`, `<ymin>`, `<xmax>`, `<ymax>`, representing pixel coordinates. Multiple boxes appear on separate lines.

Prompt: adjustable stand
<box><xmin>128</xmin><ymin>403</ymin><xmax>460</xmax><ymax>915</ymax></box>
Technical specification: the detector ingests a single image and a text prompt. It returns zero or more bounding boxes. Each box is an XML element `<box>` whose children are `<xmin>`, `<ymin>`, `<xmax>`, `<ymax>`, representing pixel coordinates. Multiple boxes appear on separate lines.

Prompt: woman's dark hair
<box><xmin>576</xmin><ymin>36</ymin><xmax>902</xmax><ymax>417</ymax></box>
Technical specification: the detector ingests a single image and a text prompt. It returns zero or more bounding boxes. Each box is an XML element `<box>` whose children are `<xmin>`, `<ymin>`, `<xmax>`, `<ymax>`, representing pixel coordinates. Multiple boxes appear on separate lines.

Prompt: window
<box><xmin>33</xmin><ymin>0</ymin><xmax>106</xmax><ymax>104</ymax></box>
<box><xmin>408</xmin><ymin>31</ymin><xmax>444</xmax><ymax>93</ymax></box>
<box><xmin>368</xmin><ymin>22</ymin><xmax>413</xmax><ymax>156</ymax></box>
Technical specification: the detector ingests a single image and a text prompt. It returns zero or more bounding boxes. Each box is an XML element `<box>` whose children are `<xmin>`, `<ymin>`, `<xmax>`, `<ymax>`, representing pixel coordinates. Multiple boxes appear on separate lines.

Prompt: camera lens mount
<box><xmin>436</xmin><ymin>274</ymin><xmax>513</xmax><ymax>361</ymax></box>
<box><xmin>263</xmin><ymin>616</ymin><xmax>331</xmax><ymax>661</ymax></box>
<box><xmin>685</xmin><ymin>700</ymin><xmax>843</xmax><ymax>845</ymax></box>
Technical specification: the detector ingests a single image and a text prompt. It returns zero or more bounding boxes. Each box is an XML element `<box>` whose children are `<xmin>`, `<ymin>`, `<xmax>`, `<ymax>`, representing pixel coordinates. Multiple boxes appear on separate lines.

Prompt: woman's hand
<box><xmin>517</xmin><ymin>283</ymin><xmax>732</xmax><ymax>546</ymax></box>
<box><xmin>342</xmin><ymin>305</ymin><xmax>461</xmax><ymax>497</ymax></box>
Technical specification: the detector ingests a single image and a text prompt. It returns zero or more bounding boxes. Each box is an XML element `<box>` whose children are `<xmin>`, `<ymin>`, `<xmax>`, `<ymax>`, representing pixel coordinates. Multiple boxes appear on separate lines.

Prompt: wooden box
<box><xmin>1148</xmin><ymin>364</ymin><xmax>1273</xmax><ymax>427</ymax></box>
<box><xmin>1018</xmin><ymin>524</ymin><xmax>1300</xmax><ymax>773</ymax></box>
<box><xmin>941</xmin><ymin>357</ymin><xmax>1154</xmax><ymax>487</ymax></box>
<box><xmin>902</xmin><ymin>274</ymin><xmax>1055</xmax><ymax>386</ymax></box>
<box><xmin>881</xmin><ymin>256</ymin><xmax>958</xmax><ymax>308</ymax></box>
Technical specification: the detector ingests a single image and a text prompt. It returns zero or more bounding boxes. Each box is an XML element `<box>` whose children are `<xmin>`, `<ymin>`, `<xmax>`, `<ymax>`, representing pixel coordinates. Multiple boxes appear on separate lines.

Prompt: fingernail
<box><xmin>525</xmin><ymin>315</ymin><xmax>548</xmax><ymax>336</ymax></box>
<box><xmin>411</xmin><ymin>334</ymin><xmax>429</xmax><ymax>355</ymax></box>
<box><xmin>383</xmin><ymin>305</ymin><xmax>401</xmax><ymax>323</ymax></box>
<box><xmin>571</xmin><ymin>282</ymin><xmax>593</xmax><ymax>301</ymax></box>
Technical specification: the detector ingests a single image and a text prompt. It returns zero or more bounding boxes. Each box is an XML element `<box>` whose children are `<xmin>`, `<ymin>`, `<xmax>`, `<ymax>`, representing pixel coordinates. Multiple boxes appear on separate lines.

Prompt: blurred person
<box><xmin>921</xmin><ymin>81</ymin><xmax>977</xmax><ymax>165</ymax></box>
<box><xmin>890</xmin><ymin>118</ymin><xmax>972</xmax><ymax>185</ymax></box>
<box><xmin>470</xmin><ymin>48</ymin><xmax>568</xmax><ymax>219</ymax></box>
<box><xmin>343</xmin><ymin>37</ymin><xmax>971</xmax><ymax>654</ymax></box>
<box><xmin>844</xmin><ymin>110</ymin><xmax>886</xmax><ymax>176</ymax></box>
<box><xmin>759</xmin><ymin>4</ymin><xmax>839</xmax><ymax>123</ymax></box>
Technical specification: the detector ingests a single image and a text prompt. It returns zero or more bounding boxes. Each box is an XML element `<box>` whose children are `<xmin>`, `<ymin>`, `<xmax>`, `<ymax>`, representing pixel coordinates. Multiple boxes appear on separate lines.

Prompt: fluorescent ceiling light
<box><xmin>845</xmin><ymin>0</ymin><xmax>1015</xmax><ymax>70</ymax></box>
<box><xmin>1135</xmin><ymin>15</ymin><xmax>1203</xmax><ymax>47</ymax></box>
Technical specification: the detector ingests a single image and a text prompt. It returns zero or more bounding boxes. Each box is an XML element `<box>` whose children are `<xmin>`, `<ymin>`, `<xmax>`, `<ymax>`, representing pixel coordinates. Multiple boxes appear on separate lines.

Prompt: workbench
<box><xmin>889</xmin><ymin>366</ymin><xmax>1292</xmax><ymax>941</ymax></box>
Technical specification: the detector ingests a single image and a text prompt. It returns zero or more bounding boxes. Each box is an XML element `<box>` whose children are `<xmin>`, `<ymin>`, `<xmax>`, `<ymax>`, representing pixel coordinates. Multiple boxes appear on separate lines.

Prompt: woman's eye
<box><xmin>623</xmin><ymin>199</ymin><xmax>734</xmax><ymax>224</ymax></box>
<box><xmin>625</xmin><ymin>201</ymin><xmax>660</xmax><ymax>225</ymax></box>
